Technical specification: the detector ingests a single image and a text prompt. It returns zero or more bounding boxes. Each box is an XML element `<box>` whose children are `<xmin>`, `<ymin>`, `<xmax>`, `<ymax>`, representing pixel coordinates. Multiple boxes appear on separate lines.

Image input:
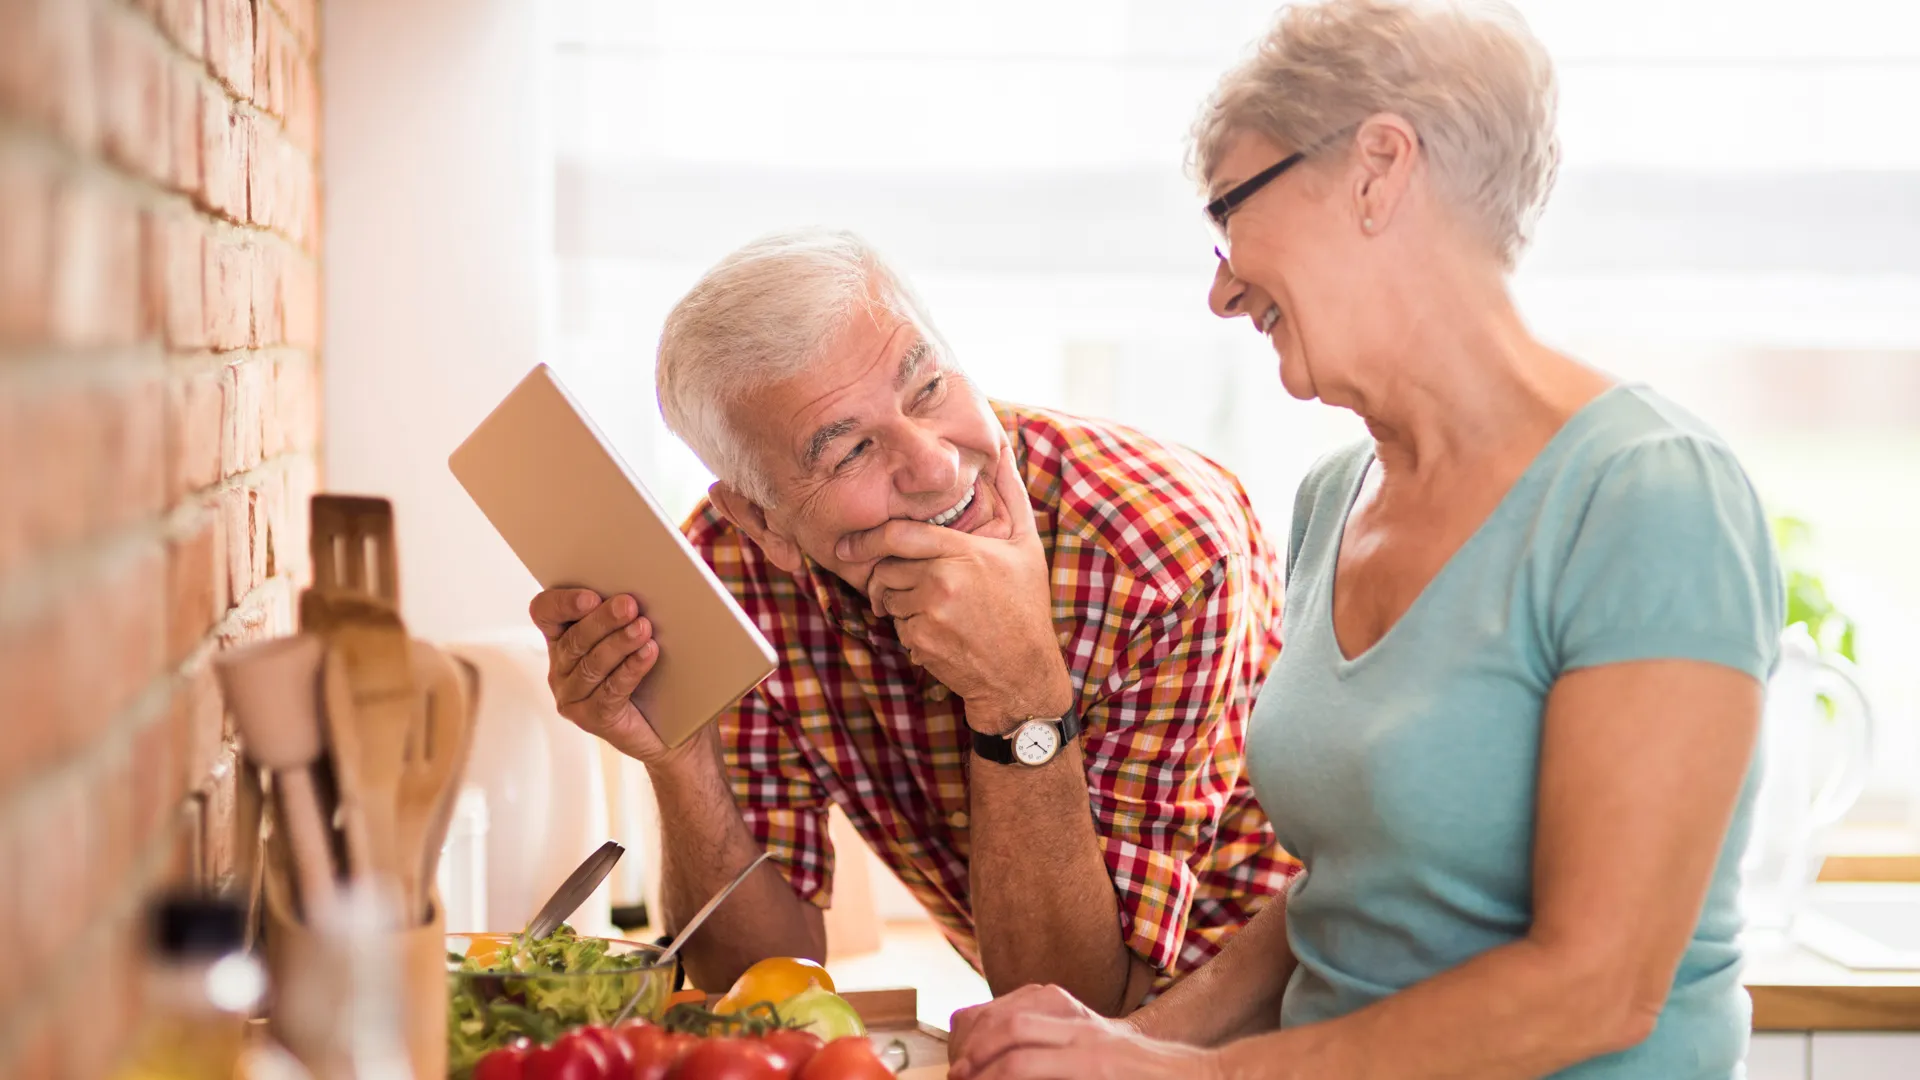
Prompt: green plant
<box><xmin>1771</xmin><ymin>515</ymin><xmax>1859</xmax><ymax>663</ymax></box>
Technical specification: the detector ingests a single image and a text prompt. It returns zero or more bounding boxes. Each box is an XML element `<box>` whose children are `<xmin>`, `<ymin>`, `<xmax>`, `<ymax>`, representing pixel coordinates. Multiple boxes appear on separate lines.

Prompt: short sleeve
<box><xmin>719</xmin><ymin>690</ymin><xmax>836</xmax><ymax>908</ymax></box>
<box><xmin>1551</xmin><ymin>434</ymin><xmax>1784</xmax><ymax>682</ymax></box>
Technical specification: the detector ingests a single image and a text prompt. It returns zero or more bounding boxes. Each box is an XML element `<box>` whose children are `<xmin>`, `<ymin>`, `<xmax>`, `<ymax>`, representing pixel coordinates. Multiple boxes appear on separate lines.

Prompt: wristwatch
<box><xmin>972</xmin><ymin>714</ymin><xmax>1082</xmax><ymax>767</ymax></box>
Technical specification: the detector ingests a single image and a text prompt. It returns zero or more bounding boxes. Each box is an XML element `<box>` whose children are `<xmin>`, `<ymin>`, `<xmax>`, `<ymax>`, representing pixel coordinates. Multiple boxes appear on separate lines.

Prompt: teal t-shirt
<box><xmin>1246</xmin><ymin>385</ymin><xmax>1783</xmax><ymax>1078</ymax></box>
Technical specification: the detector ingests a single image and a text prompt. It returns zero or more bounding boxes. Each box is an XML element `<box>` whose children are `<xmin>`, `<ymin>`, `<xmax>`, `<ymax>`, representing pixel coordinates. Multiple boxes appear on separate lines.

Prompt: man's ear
<box><xmin>709</xmin><ymin>481</ymin><xmax>804</xmax><ymax>574</ymax></box>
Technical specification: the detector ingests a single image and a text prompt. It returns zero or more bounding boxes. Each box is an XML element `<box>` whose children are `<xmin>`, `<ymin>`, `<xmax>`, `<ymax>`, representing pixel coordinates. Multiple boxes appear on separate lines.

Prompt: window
<box><xmin>549</xmin><ymin>0</ymin><xmax>1920</xmax><ymax>822</ymax></box>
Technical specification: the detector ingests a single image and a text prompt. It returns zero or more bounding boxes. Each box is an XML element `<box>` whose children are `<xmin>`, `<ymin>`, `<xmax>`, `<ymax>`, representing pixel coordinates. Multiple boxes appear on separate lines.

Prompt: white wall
<box><xmin>322</xmin><ymin>0</ymin><xmax>553</xmax><ymax>643</ymax></box>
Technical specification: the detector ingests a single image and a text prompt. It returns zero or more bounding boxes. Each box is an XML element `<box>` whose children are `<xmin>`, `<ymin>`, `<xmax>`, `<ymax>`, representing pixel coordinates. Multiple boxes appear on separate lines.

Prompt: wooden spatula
<box><xmin>305</xmin><ymin>495</ymin><xmax>419</xmax><ymax>897</ymax></box>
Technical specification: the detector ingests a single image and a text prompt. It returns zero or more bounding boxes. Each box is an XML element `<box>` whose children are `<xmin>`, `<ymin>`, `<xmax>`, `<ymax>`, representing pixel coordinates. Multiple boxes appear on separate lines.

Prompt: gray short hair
<box><xmin>1191</xmin><ymin>0</ymin><xmax>1560</xmax><ymax>268</ymax></box>
<box><xmin>655</xmin><ymin>229</ymin><xmax>944</xmax><ymax>506</ymax></box>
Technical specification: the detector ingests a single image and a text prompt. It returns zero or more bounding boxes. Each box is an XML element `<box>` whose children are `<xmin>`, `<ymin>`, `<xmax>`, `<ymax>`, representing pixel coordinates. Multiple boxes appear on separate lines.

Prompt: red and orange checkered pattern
<box><xmin>686</xmin><ymin>402</ymin><xmax>1299</xmax><ymax>983</ymax></box>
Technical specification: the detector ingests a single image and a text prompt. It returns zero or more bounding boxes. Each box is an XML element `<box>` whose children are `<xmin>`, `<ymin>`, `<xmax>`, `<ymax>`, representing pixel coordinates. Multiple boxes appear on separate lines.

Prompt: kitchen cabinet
<box><xmin>1743</xmin><ymin>925</ymin><xmax>1920</xmax><ymax>1078</ymax></box>
<box><xmin>1747</xmin><ymin>1033</ymin><xmax>1808</xmax><ymax>1080</ymax></box>
<box><xmin>1747</xmin><ymin>1032</ymin><xmax>1920</xmax><ymax>1079</ymax></box>
<box><xmin>1809</xmin><ymin>1032</ymin><xmax>1920</xmax><ymax>1078</ymax></box>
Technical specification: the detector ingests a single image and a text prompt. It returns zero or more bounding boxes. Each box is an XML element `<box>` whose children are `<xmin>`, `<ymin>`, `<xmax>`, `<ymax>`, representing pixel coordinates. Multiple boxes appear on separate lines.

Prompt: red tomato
<box><xmin>758</xmin><ymin>1029</ymin><xmax>824</xmax><ymax>1074</ymax></box>
<box><xmin>473</xmin><ymin>1040</ymin><xmax>532</xmax><ymax>1080</ymax></box>
<box><xmin>615</xmin><ymin>1022</ymin><xmax>697</xmax><ymax>1080</ymax></box>
<box><xmin>796</xmin><ymin>1038</ymin><xmax>893</xmax><ymax>1080</ymax></box>
<box><xmin>671</xmin><ymin>1037</ymin><xmax>786</xmax><ymax>1080</ymax></box>
<box><xmin>524</xmin><ymin>1029</ymin><xmax>612</xmax><ymax>1080</ymax></box>
<box><xmin>578</xmin><ymin>1025</ymin><xmax>635</xmax><ymax>1077</ymax></box>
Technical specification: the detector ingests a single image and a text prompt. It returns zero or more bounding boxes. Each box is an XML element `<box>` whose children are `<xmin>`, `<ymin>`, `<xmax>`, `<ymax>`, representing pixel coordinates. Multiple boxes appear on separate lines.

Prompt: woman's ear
<box><xmin>1352</xmin><ymin>113</ymin><xmax>1420</xmax><ymax>234</ymax></box>
<box><xmin>709</xmin><ymin>481</ymin><xmax>804</xmax><ymax>574</ymax></box>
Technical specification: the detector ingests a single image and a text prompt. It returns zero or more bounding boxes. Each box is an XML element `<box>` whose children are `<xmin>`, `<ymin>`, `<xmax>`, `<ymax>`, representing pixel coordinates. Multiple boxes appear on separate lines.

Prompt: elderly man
<box><xmin>529</xmin><ymin>229</ymin><xmax>1294</xmax><ymax>1015</ymax></box>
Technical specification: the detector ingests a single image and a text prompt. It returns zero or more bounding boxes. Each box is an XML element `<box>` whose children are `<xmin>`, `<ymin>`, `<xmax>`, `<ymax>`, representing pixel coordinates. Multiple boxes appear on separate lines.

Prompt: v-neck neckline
<box><xmin>1324</xmin><ymin>384</ymin><xmax>1629</xmax><ymax>672</ymax></box>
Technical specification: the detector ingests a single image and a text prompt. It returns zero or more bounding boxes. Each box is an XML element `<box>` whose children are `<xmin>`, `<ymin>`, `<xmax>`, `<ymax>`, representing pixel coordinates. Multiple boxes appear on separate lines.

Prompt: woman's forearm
<box><xmin>1213</xmin><ymin>936</ymin><xmax>1647</xmax><ymax>1080</ymax></box>
<box><xmin>1127</xmin><ymin>891</ymin><xmax>1297</xmax><ymax>1047</ymax></box>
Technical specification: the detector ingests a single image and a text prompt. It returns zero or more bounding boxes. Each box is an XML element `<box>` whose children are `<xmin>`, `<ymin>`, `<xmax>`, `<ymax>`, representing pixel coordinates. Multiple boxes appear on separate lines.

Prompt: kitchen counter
<box><xmin>1745</xmin><ymin>932</ymin><xmax>1920</xmax><ymax>1031</ymax></box>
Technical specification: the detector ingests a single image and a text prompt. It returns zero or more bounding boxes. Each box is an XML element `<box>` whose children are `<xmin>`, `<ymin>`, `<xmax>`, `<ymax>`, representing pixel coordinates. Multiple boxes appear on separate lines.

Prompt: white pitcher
<box><xmin>1740</xmin><ymin>624</ymin><xmax>1875</xmax><ymax>932</ymax></box>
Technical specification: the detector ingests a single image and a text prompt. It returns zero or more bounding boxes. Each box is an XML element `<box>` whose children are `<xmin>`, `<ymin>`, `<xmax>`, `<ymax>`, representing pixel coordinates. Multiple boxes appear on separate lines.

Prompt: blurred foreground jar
<box><xmin>114</xmin><ymin>894</ymin><xmax>267</xmax><ymax>1080</ymax></box>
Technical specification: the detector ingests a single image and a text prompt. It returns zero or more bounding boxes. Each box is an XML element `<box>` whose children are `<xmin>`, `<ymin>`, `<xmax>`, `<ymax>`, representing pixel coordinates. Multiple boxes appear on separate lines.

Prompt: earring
<box><xmin>1363</xmin><ymin>217</ymin><xmax>1375</xmax><ymax>231</ymax></box>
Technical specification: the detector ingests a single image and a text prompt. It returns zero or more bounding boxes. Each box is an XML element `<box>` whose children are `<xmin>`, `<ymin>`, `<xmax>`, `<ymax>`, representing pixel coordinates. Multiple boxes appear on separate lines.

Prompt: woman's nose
<box><xmin>895</xmin><ymin>422</ymin><xmax>961</xmax><ymax>495</ymax></box>
<box><xmin>1208</xmin><ymin>254</ymin><xmax>1247</xmax><ymax>319</ymax></box>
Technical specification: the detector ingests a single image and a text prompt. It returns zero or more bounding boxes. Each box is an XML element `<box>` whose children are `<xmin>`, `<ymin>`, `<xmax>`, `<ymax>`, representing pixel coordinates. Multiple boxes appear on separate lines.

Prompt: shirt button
<box><xmin>925</xmin><ymin>683</ymin><xmax>951</xmax><ymax>703</ymax></box>
<box><xmin>948</xmin><ymin>811</ymin><xmax>969</xmax><ymax>829</ymax></box>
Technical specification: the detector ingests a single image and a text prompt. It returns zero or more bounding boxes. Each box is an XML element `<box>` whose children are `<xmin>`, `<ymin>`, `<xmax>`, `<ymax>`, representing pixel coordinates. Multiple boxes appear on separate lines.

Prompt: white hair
<box><xmin>655</xmin><ymin>229</ymin><xmax>946</xmax><ymax>506</ymax></box>
<box><xmin>1191</xmin><ymin>0</ymin><xmax>1561</xmax><ymax>268</ymax></box>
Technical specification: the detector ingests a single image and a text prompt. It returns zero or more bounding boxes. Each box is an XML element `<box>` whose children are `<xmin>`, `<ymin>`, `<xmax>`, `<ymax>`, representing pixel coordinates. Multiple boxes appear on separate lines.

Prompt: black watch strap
<box><xmin>971</xmin><ymin>713</ymin><xmax>1082</xmax><ymax>765</ymax></box>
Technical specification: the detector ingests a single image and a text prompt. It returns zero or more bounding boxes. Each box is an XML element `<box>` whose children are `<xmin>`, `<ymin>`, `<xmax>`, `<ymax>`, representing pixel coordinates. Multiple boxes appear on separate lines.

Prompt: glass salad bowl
<box><xmin>446</xmin><ymin>929</ymin><xmax>677</xmax><ymax>1077</ymax></box>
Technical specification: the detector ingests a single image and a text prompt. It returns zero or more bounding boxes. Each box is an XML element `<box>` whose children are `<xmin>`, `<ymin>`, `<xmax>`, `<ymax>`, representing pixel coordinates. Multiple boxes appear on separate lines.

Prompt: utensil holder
<box><xmin>262</xmin><ymin>865</ymin><xmax>447</xmax><ymax>1080</ymax></box>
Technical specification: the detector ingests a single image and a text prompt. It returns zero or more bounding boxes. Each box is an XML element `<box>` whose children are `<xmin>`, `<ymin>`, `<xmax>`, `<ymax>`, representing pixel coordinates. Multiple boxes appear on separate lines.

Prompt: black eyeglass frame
<box><xmin>1204</xmin><ymin>151</ymin><xmax>1308</xmax><ymax>232</ymax></box>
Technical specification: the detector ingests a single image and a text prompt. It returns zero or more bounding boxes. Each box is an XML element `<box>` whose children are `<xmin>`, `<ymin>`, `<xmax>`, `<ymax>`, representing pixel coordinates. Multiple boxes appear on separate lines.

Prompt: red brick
<box><xmin>198</xmin><ymin>745</ymin><xmax>240</xmax><ymax>889</ymax></box>
<box><xmin>6</xmin><ymin>543</ymin><xmax>170</xmax><ymax>755</ymax></box>
<box><xmin>205</xmin><ymin>0</ymin><xmax>253</xmax><ymax>101</ymax></box>
<box><xmin>167</xmin><ymin>505</ymin><xmax>221</xmax><ymax>666</ymax></box>
<box><xmin>145</xmin><ymin>210</ymin><xmax>207</xmax><ymax>350</ymax></box>
<box><xmin>90</xmin><ymin>745</ymin><xmax>140</xmax><ymax>926</ymax></box>
<box><xmin>0</xmin><ymin>394</ymin><xmax>17</xmax><ymax>577</ymax></box>
<box><xmin>250</xmin><ymin>240</ymin><xmax>282</xmax><ymax>346</ymax></box>
<box><xmin>15</xmin><ymin>776</ymin><xmax>94</xmax><ymax>974</ymax></box>
<box><xmin>170</xmin><ymin>63</ymin><xmax>204</xmax><ymax>197</ymax></box>
<box><xmin>0</xmin><ymin>610</ymin><xmax>67</xmax><ymax>795</ymax></box>
<box><xmin>203</xmin><ymin>234</ymin><xmax>252</xmax><ymax>349</ymax></box>
<box><xmin>286</xmin><ymin>51</ymin><xmax>317</xmax><ymax>157</ymax></box>
<box><xmin>165</xmin><ymin>368</ymin><xmax>224</xmax><ymax>500</ymax></box>
<box><xmin>282</xmin><ymin>455</ymin><xmax>316</xmax><ymax>585</ymax></box>
<box><xmin>199</xmin><ymin>85</ymin><xmax>239</xmax><ymax>219</ymax></box>
<box><xmin>131</xmin><ymin>704</ymin><xmax>187</xmax><ymax>853</ymax></box>
<box><xmin>0</xmin><ymin>0</ymin><xmax>99</xmax><ymax>153</ymax></box>
<box><xmin>0</xmin><ymin>818</ymin><xmax>17</xmax><ymax>1015</ymax></box>
<box><xmin>175</xmin><ymin>657</ymin><xmax>223</xmax><ymax>789</ymax></box>
<box><xmin>50</xmin><ymin>178</ymin><xmax>143</xmax><ymax>347</ymax></box>
<box><xmin>98</xmin><ymin>377</ymin><xmax>168</xmax><ymax>532</ymax></box>
<box><xmin>58</xmin><ymin>910</ymin><xmax>143</xmax><ymax>1080</ymax></box>
<box><xmin>95</xmin><ymin>6</ymin><xmax>172</xmax><ymax>186</ymax></box>
<box><xmin>229</xmin><ymin>107</ymin><xmax>254</xmax><ymax>222</ymax></box>
<box><xmin>153</xmin><ymin>0</ymin><xmax>208</xmax><ymax>61</ymax></box>
<box><xmin>264</xmin><ymin>135</ymin><xmax>314</xmax><ymax>245</ymax></box>
<box><xmin>12</xmin><ymin>380</ymin><xmax>164</xmax><ymax>561</ymax></box>
<box><xmin>221</xmin><ymin>482</ymin><xmax>262</xmax><ymax>600</ymax></box>
<box><xmin>252</xmin><ymin>4</ymin><xmax>292</xmax><ymax>118</ymax></box>
<box><xmin>245</xmin><ymin>108</ymin><xmax>268</xmax><ymax>228</ymax></box>
<box><xmin>283</xmin><ymin>251</ymin><xmax>318</xmax><ymax>350</ymax></box>
<box><xmin>276</xmin><ymin>0</ymin><xmax>316</xmax><ymax>54</ymax></box>
<box><xmin>221</xmin><ymin>359</ymin><xmax>263</xmax><ymax>475</ymax></box>
<box><xmin>0</xmin><ymin>149</ymin><xmax>54</xmax><ymax>344</ymax></box>
<box><xmin>95</xmin><ymin>542</ymin><xmax>170</xmax><ymax>726</ymax></box>
<box><xmin>271</xmin><ymin>355</ymin><xmax>317</xmax><ymax>454</ymax></box>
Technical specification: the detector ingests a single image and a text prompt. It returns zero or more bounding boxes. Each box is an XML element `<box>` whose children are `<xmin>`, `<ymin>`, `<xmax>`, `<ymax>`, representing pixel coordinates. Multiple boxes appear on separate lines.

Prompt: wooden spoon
<box><xmin>215</xmin><ymin>634</ymin><xmax>336</xmax><ymax>920</ymax></box>
<box><xmin>396</xmin><ymin>642</ymin><xmax>478</xmax><ymax>922</ymax></box>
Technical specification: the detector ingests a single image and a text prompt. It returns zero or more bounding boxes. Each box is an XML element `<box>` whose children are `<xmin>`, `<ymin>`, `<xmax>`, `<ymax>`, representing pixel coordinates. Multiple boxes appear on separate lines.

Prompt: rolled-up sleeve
<box><xmin>1079</xmin><ymin>556</ymin><xmax>1281</xmax><ymax>972</ymax></box>
<box><xmin>718</xmin><ymin>689</ymin><xmax>835</xmax><ymax>907</ymax></box>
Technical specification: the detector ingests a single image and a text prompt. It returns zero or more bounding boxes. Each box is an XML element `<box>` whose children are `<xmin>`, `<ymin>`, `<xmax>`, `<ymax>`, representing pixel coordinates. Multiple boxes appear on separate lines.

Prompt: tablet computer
<box><xmin>449</xmin><ymin>363</ymin><xmax>776</xmax><ymax>746</ymax></box>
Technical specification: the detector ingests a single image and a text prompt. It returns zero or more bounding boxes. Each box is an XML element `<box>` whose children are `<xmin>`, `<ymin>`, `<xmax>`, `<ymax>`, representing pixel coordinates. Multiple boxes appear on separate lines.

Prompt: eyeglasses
<box><xmin>1205</xmin><ymin>151</ymin><xmax>1307</xmax><ymax>257</ymax></box>
<box><xmin>1206</xmin><ymin>125</ymin><xmax>1365</xmax><ymax>260</ymax></box>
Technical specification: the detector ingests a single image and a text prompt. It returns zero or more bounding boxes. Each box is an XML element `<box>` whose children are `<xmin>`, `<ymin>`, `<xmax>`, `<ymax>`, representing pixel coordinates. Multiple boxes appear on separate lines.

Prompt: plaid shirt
<box><xmin>684</xmin><ymin>402</ymin><xmax>1298</xmax><ymax>982</ymax></box>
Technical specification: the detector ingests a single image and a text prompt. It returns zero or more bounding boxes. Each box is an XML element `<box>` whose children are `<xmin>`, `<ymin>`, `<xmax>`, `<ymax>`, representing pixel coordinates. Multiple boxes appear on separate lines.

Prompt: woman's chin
<box><xmin>1277</xmin><ymin>351</ymin><xmax>1316</xmax><ymax>401</ymax></box>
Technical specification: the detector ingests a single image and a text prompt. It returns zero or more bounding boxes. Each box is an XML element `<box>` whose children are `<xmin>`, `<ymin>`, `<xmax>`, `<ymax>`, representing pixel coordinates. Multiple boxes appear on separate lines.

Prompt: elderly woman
<box><xmin>948</xmin><ymin>1</ymin><xmax>1782</xmax><ymax>1078</ymax></box>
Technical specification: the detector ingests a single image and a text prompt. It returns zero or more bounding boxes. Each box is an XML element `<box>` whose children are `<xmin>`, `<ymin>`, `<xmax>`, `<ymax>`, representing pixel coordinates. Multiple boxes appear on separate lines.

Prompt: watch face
<box><xmin>1013</xmin><ymin>720</ymin><xmax>1061</xmax><ymax>766</ymax></box>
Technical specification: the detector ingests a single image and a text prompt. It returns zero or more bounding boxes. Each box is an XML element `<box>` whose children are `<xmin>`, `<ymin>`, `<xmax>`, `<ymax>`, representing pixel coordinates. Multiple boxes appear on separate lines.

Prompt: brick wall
<box><xmin>0</xmin><ymin>0</ymin><xmax>321</xmax><ymax>1076</ymax></box>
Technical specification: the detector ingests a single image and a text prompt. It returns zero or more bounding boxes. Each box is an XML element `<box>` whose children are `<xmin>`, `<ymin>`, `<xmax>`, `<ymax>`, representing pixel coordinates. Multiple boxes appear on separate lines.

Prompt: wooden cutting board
<box><xmin>841</xmin><ymin>989</ymin><xmax>948</xmax><ymax>1078</ymax></box>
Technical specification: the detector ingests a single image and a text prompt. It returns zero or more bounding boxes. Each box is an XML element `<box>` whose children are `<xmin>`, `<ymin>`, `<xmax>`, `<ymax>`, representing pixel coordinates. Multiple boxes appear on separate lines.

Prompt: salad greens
<box><xmin>447</xmin><ymin>924</ymin><xmax>669</xmax><ymax>1078</ymax></box>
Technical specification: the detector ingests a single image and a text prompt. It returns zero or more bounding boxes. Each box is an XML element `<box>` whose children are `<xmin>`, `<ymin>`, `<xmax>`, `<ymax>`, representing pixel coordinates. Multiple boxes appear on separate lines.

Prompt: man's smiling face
<box><xmin>729</xmin><ymin>298</ymin><xmax>1009</xmax><ymax>592</ymax></box>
